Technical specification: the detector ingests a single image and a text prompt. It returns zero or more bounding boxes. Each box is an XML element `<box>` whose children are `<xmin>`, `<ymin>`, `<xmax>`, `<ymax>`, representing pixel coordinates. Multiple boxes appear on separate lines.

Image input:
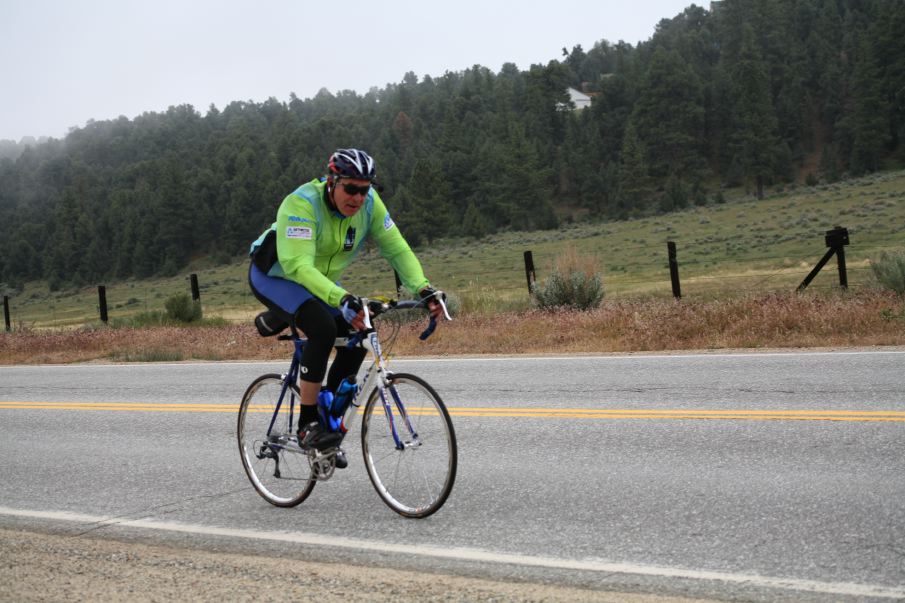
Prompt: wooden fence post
<box><xmin>98</xmin><ymin>285</ymin><xmax>108</xmax><ymax>323</ymax></box>
<box><xmin>830</xmin><ymin>227</ymin><xmax>849</xmax><ymax>289</ymax></box>
<box><xmin>667</xmin><ymin>241</ymin><xmax>682</xmax><ymax>299</ymax></box>
<box><xmin>3</xmin><ymin>295</ymin><xmax>10</xmax><ymax>332</ymax></box>
<box><xmin>189</xmin><ymin>273</ymin><xmax>201</xmax><ymax>301</ymax></box>
<box><xmin>797</xmin><ymin>226</ymin><xmax>849</xmax><ymax>292</ymax></box>
<box><xmin>524</xmin><ymin>251</ymin><xmax>536</xmax><ymax>294</ymax></box>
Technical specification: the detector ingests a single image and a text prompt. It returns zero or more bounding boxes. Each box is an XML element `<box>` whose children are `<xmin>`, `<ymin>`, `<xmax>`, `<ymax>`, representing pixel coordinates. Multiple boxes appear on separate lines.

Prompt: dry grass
<box><xmin>548</xmin><ymin>246</ymin><xmax>602</xmax><ymax>280</ymax></box>
<box><xmin>0</xmin><ymin>325</ymin><xmax>277</xmax><ymax>365</ymax></box>
<box><xmin>389</xmin><ymin>290</ymin><xmax>905</xmax><ymax>355</ymax></box>
<box><xmin>2</xmin><ymin>290</ymin><xmax>904</xmax><ymax>365</ymax></box>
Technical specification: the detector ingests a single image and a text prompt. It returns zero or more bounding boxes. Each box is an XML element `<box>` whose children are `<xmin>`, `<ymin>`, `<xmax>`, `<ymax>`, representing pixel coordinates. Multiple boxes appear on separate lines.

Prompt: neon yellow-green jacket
<box><xmin>251</xmin><ymin>178</ymin><xmax>429</xmax><ymax>307</ymax></box>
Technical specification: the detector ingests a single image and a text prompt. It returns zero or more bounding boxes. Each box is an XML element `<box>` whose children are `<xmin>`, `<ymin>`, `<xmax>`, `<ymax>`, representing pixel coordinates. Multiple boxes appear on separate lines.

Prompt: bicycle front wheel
<box><xmin>361</xmin><ymin>373</ymin><xmax>457</xmax><ymax>518</ymax></box>
<box><xmin>238</xmin><ymin>374</ymin><xmax>316</xmax><ymax>507</ymax></box>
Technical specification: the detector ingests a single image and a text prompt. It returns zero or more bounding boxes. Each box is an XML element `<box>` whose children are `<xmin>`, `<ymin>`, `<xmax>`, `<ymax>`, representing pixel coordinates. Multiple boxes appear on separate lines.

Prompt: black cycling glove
<box><xmin>419</xmin><ymin>287</ymin><xmax>446</xmax><ymax>303</ymax></box>
<box><xmin>339</xmin><ymin>294</ymin><xmax>364</xmax><ymax>326</ymax></box>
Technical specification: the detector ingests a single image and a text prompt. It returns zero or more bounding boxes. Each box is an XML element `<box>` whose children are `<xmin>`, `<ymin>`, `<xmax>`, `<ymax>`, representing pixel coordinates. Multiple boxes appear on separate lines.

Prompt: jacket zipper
<box><xmin>325</xmin><ymin>216</ymin><xmax>347</xmax><ymax>276</ymax></box>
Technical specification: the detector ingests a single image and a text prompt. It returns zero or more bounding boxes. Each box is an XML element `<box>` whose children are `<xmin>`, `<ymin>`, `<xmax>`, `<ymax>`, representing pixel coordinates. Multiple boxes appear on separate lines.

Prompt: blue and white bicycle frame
<box><xmin>265</xmin><ymin>297</ymin><xmax>450</xmax><ymax>477</ymax></box>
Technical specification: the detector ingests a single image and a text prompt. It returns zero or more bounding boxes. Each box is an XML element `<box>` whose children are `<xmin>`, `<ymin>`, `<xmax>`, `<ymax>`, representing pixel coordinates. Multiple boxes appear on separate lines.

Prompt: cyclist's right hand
<box><xmin>340</xmin><ymin>294</ymin><xmax>368</xmax><ymax>331</ymax></box>
<box><xmin>419</xmin><ymin>287</ymin><xmax>447</xmax><ymax>320</ymax></box>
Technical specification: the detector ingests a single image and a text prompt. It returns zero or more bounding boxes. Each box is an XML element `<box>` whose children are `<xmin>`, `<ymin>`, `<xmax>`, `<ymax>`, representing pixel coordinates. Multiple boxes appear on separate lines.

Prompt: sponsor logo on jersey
<box><xmin>286</xmin><ymin>226</ymin><xmax>313</xmax><ymax>240</ymax></box>
<box><xmin>384</xmin><ymin>213</ymin><xmax>395</xmax><ymax>231</ymax></box>
<box><xmin>344</xmin><ymin>226</ymin><xmax>357</xmax><ymax>251</ymax></box>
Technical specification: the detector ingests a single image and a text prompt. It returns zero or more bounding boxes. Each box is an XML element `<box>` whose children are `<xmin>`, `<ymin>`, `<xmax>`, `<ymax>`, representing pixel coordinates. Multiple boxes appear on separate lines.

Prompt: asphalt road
<box><xmin>1</xmin><ymin>350</ymin><xmax>904</xmax><ymax>601</ymax></box>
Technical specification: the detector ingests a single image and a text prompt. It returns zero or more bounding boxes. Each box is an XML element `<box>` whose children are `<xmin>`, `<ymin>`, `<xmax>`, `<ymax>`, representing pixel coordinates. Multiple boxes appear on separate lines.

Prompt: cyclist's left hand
<box><xmin>340</xmin><ymin>294</ymin><xmax>370</xmax><ymax>331</ymax></box>
<box><xmin>419</xmin><ymin>287</ymin><xmax>447</xmax><ymax>320</ymax></box>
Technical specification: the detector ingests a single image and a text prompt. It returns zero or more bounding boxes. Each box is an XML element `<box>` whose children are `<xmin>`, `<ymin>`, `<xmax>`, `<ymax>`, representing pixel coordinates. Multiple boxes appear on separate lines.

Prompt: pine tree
<box><xmin>403</xmin><ymin>158</ymin><xmax>452</xmax><ymax>243</ymax></box>
<box><xmin>631</xmin><ymin>46</ymin><xmax>707</xmax><ymax>182</ymax></box>
<box><xmin>841</xmin><ymin>35</ymin><xmax>890</xmax><ymax>175</ymax></box>
<box><xmin>728</xmin><ymin>25</ymin><xmax>781</xmax><ymax>199</ymax></box>
<box><xmin>462</xmin><ymin>201</ymin><xmax>487</xmax><ymax>239</ymax></box>
<box><xmin>492</xmin><ymin>122</ymin><xmax>557</xmax><ymax>231</ymax></box>
<box><xmin>617</xmin><ymin>120</ymin><xmax>651</xmax><ymax>216</ymax></box>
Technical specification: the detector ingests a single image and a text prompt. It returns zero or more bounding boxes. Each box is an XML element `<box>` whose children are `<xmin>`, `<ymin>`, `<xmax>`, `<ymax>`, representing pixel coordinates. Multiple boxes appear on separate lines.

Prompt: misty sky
<box><xmin>1</xmin><ymin>0</ymin><xmax>696</xmax><ymax>141</ymax></box>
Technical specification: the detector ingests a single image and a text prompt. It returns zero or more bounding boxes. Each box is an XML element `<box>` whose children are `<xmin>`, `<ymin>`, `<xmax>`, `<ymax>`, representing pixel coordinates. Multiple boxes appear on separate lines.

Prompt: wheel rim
<box><xmin>238</xmin><ymin>376</ymin><xmax>316</xmax><ymax>506</ymax></box>
<box><xmin>362</xmin><ymin>375</ymin><xmax>456</xmax><ymax>517</ymax></box>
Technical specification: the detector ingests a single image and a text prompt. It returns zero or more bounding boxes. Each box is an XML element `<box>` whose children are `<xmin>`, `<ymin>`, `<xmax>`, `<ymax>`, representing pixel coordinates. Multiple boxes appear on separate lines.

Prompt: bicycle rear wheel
<box><xmin>238</xmin><ymin>374</ymin><xmax>316</xmax><ymax>507</ymax></box>
<box><xmin>361</xmin><ymin>373</ymin><xmax>457</xmax><ymax>518</ymax></box>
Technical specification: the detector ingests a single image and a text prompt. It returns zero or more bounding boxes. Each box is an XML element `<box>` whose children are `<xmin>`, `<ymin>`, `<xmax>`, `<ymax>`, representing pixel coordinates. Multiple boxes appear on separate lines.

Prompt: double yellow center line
<box><xmin>450</xmin><ymin>407</ymin><xmax>905</xmax><ymax>422</ymax></box>
<box><xmin>1</xmin><ymin>402</ymin><xmax>904</xmax><ymax>422</ymax></box>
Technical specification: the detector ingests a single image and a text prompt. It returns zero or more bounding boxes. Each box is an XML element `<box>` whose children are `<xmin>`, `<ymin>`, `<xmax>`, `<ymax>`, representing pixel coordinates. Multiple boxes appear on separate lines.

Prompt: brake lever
<box><xmin>361</xmin><ymin>297</ymin><xmax>373</xmax><ymax>331</ymax></box>
<box><xmin>419</xmin><ymin>293</ymin><xmax>451</xmax><ymax>340</ymax></box>
<box><xmin>437</xmin><ymin>296</ymin><xmax>452</xmax><ymax>321</ymax></box>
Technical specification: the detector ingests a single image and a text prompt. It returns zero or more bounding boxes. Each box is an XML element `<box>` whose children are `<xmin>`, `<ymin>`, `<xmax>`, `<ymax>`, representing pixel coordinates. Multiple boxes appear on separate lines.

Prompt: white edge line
<box><xmin>0</xmin><ymin>506</ymin><xmax>902</xmax><ymax>599</ymax></box>
<box><xmin>2</xmin><ymin>349</ymin><xmax>905</xmax><ymax>369</ymax></box>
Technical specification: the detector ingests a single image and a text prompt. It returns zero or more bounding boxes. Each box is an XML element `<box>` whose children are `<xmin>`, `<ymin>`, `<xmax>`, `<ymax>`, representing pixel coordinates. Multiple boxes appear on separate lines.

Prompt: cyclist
<box><xmin>248</xmin><ymin>148</ymin><xmax>444</xmax><ymax>465</ymax></box>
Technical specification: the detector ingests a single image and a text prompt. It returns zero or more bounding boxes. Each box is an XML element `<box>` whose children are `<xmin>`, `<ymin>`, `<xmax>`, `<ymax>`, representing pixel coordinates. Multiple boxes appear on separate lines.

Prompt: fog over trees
<box><xmin>2</xmin><ymin>0</ymin><xmax>903</xmax><ymax>289</ymax></box>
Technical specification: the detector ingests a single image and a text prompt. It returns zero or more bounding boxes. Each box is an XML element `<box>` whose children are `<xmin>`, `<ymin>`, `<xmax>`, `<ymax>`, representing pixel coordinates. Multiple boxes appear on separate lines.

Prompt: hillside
<box><xmin>4</xmin><ymin>170</ymin><xmax>903</xmax><ymax>329</ymax></box>
<box><xmin>1</xmin><ymin>0</ymin><xmax>903</xmax><ymax>292</ymax></box>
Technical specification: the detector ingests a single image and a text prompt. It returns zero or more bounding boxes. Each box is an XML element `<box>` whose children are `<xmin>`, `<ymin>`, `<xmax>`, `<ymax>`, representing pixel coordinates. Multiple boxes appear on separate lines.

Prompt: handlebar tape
<box><xmin>419</xmin><ymin>316</ymin><xmax>437</xmax><ymax>341</ymax></box>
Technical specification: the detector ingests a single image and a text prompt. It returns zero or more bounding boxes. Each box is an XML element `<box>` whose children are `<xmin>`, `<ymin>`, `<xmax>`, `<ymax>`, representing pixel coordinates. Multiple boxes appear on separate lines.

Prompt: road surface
<box><xmin>1</xmin><ymin>350</ymin><xmax>903</xmax><ymax>601</ymax></box>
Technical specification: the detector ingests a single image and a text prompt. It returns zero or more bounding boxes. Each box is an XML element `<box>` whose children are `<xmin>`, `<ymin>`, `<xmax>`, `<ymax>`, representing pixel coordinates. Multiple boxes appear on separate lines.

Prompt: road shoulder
<box><xmin>0</xmin><ymin>526</ymin><xmax>710</xmax><ymax>602</ymax></box>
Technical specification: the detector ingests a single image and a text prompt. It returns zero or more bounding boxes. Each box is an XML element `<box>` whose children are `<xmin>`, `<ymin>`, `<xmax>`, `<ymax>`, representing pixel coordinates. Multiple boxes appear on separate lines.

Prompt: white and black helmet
<box><xmin>327</xmin><ymin>148</ymin><xmax>377</xmax><ymax>180</ymax></box>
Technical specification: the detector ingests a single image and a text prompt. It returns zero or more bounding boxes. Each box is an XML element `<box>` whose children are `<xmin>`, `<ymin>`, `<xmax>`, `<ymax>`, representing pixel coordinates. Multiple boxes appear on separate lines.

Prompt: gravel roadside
<box><xmin>0</xmin><ymin>527</ymin><xmax>712</xmax><ymax>602</ymax></box>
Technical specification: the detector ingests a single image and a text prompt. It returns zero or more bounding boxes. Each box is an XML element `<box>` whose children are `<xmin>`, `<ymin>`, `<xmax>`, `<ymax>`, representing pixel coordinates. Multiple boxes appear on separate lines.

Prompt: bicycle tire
<box><xmin>237</xmin><ymin>373</ymin><xmax>316</xmax><ymax>507</ymax></box>
<box><xmin>361</xmin><ymin>373</ymin><xmax>457</xmax><ymax>518</ymax></box>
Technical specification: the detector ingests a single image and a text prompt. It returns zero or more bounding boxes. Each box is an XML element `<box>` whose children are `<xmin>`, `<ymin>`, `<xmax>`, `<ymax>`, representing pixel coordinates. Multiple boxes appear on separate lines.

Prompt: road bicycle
<box><xmin>237</xmin><ymin>296</ymin><xmax>457</xmax><ymax>518</ymax></box>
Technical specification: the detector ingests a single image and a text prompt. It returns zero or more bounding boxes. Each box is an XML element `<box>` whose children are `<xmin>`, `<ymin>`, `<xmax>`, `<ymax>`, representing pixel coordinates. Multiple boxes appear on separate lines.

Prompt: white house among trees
<box><xmin>562</xmin><ymin>87</ymin><xmax>592</xmax><ymax>110</ymax></box>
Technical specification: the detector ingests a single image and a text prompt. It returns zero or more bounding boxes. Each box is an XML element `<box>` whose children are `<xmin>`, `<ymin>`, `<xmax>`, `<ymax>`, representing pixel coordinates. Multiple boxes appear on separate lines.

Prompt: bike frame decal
<box><xmin>369</xmin><ymin>331</ymin><xmax>382</xmax><ymax>360</ymax></box>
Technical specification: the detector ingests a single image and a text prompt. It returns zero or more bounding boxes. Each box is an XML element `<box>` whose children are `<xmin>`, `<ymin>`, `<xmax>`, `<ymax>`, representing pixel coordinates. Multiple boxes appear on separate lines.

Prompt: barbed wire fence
<box><xmin>2</xmin><ymin>225</ymin><xmax>900</xmax><ymax>331</ymax></box>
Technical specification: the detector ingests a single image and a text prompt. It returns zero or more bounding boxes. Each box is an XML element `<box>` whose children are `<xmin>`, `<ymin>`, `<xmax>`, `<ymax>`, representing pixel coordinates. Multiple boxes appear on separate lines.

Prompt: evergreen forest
<box><xmin>1</xmin><ymin>0</ymin><xmax>903</xmax><ymax>290</ymax></box>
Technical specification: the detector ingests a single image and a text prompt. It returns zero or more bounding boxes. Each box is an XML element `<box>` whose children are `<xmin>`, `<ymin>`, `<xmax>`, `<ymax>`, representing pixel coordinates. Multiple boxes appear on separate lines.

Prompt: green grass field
<box><xmin>6</xmin><ymin>170</ymin><xmax>905</xmax><ymax>328</ymax></box>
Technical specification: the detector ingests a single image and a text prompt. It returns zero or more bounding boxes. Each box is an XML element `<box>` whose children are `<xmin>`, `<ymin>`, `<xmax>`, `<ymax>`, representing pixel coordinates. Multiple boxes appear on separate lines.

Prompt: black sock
<box><xmin>299</xmin><ymin>403</ymin><xmax>318</xmax><ymax>426</ymax></box>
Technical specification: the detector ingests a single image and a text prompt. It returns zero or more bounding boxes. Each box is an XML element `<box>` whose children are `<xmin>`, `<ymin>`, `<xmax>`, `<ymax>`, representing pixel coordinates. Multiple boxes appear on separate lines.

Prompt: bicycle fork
<box><xmin>381</xmin><ymin>385</ymin><xmax>420</xmax><ymax>450</ymax></box>
<box><xmin>339</xmin><ymin>361</ymin><xmax>418</xmax><ymax>451</ymax></box>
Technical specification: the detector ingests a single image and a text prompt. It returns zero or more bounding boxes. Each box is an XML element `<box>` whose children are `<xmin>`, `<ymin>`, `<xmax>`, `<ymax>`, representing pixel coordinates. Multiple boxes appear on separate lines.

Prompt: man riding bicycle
<box><xmin>248</xmin><ymin>148</ymin><xmax>444</xmax><ymax>466</ymax></box>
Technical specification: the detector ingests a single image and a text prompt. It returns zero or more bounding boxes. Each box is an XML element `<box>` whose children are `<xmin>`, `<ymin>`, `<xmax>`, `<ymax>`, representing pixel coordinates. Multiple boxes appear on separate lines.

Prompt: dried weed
<box><xmin>2</xmin><ymin>291</ymin><xmax>903</xmax><ymax>364</ymax></box>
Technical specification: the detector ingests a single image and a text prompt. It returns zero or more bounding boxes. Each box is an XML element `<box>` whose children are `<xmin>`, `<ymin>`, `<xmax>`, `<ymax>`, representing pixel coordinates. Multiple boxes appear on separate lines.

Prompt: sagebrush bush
<box><xmin>532</xmin><ymin>248</ymin><xmax>604</xmax><ymax>310</ymax></box>
<box><xmin>871</xmin><ymin>251</ymin><xmax>905</xmax><ymax>295</ymax></box>
<box><xmin>164</xmin><ymin>293</ymin><xmax>203</xmax><ymax>322</ymax></box>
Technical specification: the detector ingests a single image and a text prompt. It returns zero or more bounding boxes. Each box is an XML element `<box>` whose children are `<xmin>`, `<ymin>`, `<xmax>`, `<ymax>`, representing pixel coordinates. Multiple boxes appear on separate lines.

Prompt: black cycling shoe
<box><xmin>297</xmin><ymin>421</ymin><xmax>342</xmax><ymax>451</ymax></box>
<box><xmin>334</xmin><ymin>449</ymin><xmax>348</xmax><ymax>469</ymax></box>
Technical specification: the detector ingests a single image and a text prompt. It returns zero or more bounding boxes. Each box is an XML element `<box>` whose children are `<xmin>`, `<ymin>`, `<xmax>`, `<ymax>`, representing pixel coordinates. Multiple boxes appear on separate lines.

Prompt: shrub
<box><xmin>532</xmin><ymin>248</ymin><xmax>604</xmax><ymax>311</ymax></box>
<box><xmin>164</xmin><ymin>293</ymin><xmax>203</xmax><ymax>322</ymax></box>
<box><xmin>871</xmin><ymin>251</ymin><xmax>905</xmax><ymax>295</ymax></box>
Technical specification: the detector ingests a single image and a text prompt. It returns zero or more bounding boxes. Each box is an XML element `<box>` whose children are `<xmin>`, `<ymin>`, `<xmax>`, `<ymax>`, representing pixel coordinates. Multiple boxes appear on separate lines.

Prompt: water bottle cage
<box><xmin>317</xmin><ymin>382</ymin><xmax>359</xmax><ymax>433</ymax></box>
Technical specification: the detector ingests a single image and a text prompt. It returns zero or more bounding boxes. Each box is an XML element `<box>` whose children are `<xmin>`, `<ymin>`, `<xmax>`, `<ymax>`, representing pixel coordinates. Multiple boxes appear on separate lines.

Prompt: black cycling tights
<box><xmin>294</xmin><ymin>299</ymin><xmax>367</xmax><ymax>390</ymax></box>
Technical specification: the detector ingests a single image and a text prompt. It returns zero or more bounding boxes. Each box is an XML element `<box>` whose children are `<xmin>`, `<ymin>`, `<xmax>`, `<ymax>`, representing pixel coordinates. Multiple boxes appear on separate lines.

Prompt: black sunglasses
<box><xmin>341</xmin><ymin>182</ymin><xmax>371</xmax><ymax>196</ymax></box>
